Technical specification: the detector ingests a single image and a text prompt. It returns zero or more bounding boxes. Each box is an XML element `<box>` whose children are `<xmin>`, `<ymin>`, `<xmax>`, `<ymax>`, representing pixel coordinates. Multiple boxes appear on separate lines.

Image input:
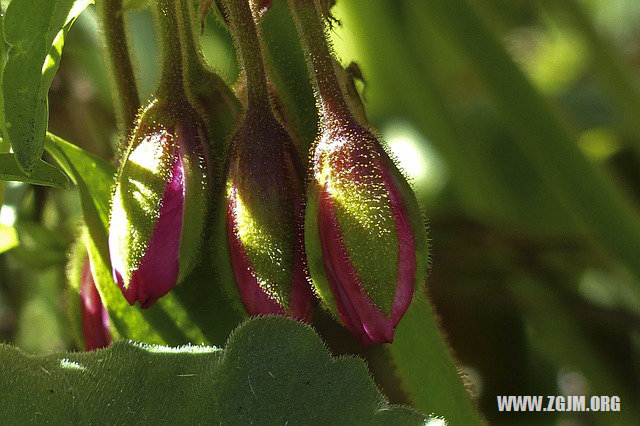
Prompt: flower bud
<box><xmin>225</xmin><ymin>112</ymin><xmax>313</xmax><ymax>321</ymax></box>
<box><xmin>108</xmin><ymin>98</ymin><xmax>210</xmax><ymax>308</ymax></box>
<box><xmin>306</xmin><ymin>119</ymin><xmax>428</xmax><ymax>345</ymax></box>
<box><xmin>80</xmin><ymin>256</ymin><xmax>111</xmax><ymax>350</ymax></box>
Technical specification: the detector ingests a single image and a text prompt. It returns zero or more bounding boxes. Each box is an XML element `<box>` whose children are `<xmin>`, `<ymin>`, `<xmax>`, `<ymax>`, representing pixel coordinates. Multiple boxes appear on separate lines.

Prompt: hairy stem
<box><xmin>95</xmin><ymin>0</ymin><xmax>140</xmax><ymax>136</ymax></box>
<box><xmin>221</xmin><ymin>0</ymin><xmax>271</xmax><ymax>113</ymax></box>
<box><xmin>153</xmin><ymin>0</ymin><xmax>188</xmax><ymax>101</ymax></box>
<box><xmin>177</xmin><ymin>0</ymin><xmax>208</xmax><ymax>81</ymax></box>
<box><xmin>287</xmin><ymin>0</ymin><xmax>352</xmax><ymax>126</ymax></box>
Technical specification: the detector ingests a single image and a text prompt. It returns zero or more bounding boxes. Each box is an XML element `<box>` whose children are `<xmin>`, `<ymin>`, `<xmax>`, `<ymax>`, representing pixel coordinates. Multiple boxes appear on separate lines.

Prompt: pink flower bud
<box><xmin>109</xmin><ymin>100</ymin><xmax>210</xmax><ymax>308</ymax></box>
<box><xmin>307</xmin><ymin>120</ymin><xmax>428</xmax><ymax>345</ymax></box>
<box><xmin>80</xmin><ymin>257</ymin><xmax>111</xmax><ymax>350</ymax></box>
<box><xmin>225</xmin><ymin>113</ymin><xmax>313</xmax><ymax>321</ymax></box>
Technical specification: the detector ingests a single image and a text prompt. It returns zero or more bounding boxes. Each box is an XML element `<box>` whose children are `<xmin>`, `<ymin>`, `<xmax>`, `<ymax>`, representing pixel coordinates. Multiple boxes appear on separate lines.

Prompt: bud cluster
<box><xmin>95</xmin><ymin>0</ymin><xmax>429</xmax><ymax>347</ymax></box>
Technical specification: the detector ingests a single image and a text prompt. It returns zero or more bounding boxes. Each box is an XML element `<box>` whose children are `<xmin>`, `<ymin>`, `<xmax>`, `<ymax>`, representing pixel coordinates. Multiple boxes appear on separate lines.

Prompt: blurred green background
<box><xmin>1</xmin><ymin>0</ymin><xmax>640</xmax><ymax>423</ymax></box>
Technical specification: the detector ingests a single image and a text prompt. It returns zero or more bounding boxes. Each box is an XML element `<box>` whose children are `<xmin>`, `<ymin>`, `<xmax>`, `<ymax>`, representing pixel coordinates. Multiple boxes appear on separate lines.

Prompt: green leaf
<box><xmin>389</xmin><ymin>293</ymin><xmax>482</xmax><ymax>425</ymax></box>
<box><xmin>44</xmin><ymin>133</ymin><xmax>113</xmax><ymax>248</ymax></box>
<box><xmin>0</xmin><ymin>317</ymin><xmax>431</xmax><ymax>424</ymax></box>
<box><xmin>2</xmin><ymin>0</ymin><xmax>93</xmax><ymax>173</ymax></box>
<box><xmin>0</xmin><ymin>153</ymin><xmax>69</xmax><ymax>188</ymax></box>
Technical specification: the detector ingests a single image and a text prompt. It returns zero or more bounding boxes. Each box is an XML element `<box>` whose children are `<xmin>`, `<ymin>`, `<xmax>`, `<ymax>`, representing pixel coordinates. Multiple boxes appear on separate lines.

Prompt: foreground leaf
<box><xmin>0</xmin><ymin>317</ymin><xmax>430</xmax><ymax>424</ymax></box>
<box><xmin>0</xmin><ymin>153</ymin><xmax>69</xmax><ymax>188</ymax></box>
<box><xmin>2</xmin><ymin>0</ymin><xmax>93</xmax><ymax>173</ymax></box>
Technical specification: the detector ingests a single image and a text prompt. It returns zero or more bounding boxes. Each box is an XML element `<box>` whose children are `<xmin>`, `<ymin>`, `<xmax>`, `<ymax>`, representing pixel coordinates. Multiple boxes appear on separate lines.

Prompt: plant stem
<box><xmin>95</xmin><ymin>0</ymin><xmax>140</xmax><ymax>136</ymax></box>
<box><xmin>287</xmin><ymin>0</ymin><xmax>352</xmax><ymax>126</ymax></box>
<box><xmin>221</xmin><ymin>0</ymin><xmax>271</xmax><ymax>113</ymax></box>
<box><xmin>176</xmin><ymin>0</ymin><xmax>204</xmax><ymax>80</ymax></box>
<box><xmin>152</xmin><ymin>0</ymin><xmax>188</xmax><ymax>101</ymax></box>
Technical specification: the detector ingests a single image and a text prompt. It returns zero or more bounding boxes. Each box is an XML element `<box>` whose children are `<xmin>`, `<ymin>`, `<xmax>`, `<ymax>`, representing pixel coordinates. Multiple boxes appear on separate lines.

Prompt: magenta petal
<box><xmin>227</xmin><ymin>186</ymin><xmax>286</xmax><ymax>316</ymax></box>
<box><xmin>380</xmin><ymin>166</ymin><xmax>416</xmax><ymax>324</ymax></box>
<box><xmin>115</xmin><ymin>156</ymin><xmax>185</xmax><ymax>308</ymax></box>
<box><xmin>80</xmin><ymin>257</ymin><xmax>111</xmax><ymax>350</ymax></box>
<box><xmin>317</xmin><ymin>190</ymin><xmax>395</xmax><ymax>346</ymax></box>
<box><xmin>316</xmin><ymin>165</ymin><xmax>417</xmax><ymax>345</ymax></box>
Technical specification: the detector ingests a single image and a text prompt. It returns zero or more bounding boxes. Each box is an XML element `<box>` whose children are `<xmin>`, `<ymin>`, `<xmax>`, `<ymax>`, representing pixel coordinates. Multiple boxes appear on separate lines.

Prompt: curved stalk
<box><xmin>287</xmin><ymin>0</ymin><xmax>352</xmax><ymax>126</ymax></box>
<box><xmin>221</xmin><ymin>0</ymin><xmax>272</xmax><ymax>113</ymax></box>
<box><xmin>95</xmin><ymin>0</ymin><xmax>140</xmax><ymax>137</ymax></box>
<box><xmin>152</xmin><ymin>0</ymin><xmax>188</xmax><ymax>102</ymax></box>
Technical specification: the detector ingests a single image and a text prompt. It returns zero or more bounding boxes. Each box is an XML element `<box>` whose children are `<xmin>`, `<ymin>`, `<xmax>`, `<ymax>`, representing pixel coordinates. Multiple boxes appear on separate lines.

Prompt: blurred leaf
<box><xmin>389</xmin><ymin>292</ymin><xmax>482</xmax><ymax>425</ymax></box>
<box><xmin>0</xmin><ymin>153</ymin><xmax>69</xmax><ymax>189</ymax></box>
<box><xmin>0</xmin><ymin>13</ymin><xmax>10</xmax><ymax>207</ymax></box>
<box><xmin>0</xmin><ymin>317</ymin><xmax>429</xmax><ymax>424</ymax></box>
<box><xmin>12</xmin><ymin>221</ymin><xmax>70</xmax><ymax>268</ymax></box>
<box><xmin>407</xmin><ymin>0</ymin><xmax>640</xmax><ymax>283</ymax></box>
<box><xmin>510</xmin><ymin>275</ymin><xmax>640</xmax><ymax>423</ymax></box>
<box><xmin>13</xmin><ymin>268</ymin><xmax>67</xmax><ymax>352</ymax></box>
<box><xmin>542</xmin><ymin>0</ymin><xmax>640</xmax><ymax>154</ymax></box>
<box><xmin>2</xmin><ymin>0</ymin><xmax>93</xmax><ymax>173</ymax></box>
<box><xmin>0</xmin><ymin>223</ymin><xmax>18</xmax><ymax>254</ymax></box>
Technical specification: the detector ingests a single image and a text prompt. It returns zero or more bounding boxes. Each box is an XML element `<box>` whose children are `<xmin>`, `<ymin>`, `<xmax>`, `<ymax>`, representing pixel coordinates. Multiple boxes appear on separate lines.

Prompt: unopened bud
<box><xmin>306</xmin><ymin>119</ymin><xmax>428</xmax><ymax>345</ymax></box>
<box><xmin>108</xmin><ymin>98</ymin><xmax>210</xmax><ymax>308</ymax></box>
<box><xmin>225</xmin><ymin>111</ymin><xmax>313</xmax><ymax>321</ymax></box>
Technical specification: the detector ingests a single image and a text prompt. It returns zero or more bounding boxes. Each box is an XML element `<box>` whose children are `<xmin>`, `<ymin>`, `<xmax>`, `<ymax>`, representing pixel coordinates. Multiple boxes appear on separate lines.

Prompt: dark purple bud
<box><xmin>225</xmin><ymin>113</ymin><xmax>313</xmax><ymax>321</ymax></box>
